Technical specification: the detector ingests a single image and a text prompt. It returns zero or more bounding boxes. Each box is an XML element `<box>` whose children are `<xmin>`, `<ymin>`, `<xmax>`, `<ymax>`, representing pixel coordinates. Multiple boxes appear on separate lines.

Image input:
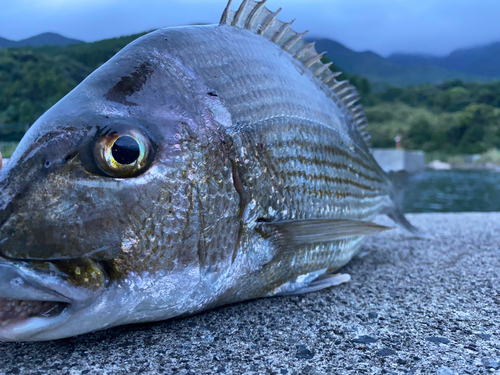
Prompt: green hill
<box><xmin>0</xmin><ymin>32</ymin><xmax>148</xmax><ymax>125</ymax></box>
<box><xmin>314</xmin><ymin>39</ymin><xmax>488</xmax><ymax>90</ymax></box>
<box><xmin>0</xmin><ymin>37</ymin><xmax>16</xmax><ymax>48</ymax></box>
<box><xmin>0</xmin><ymin>33</ymin><xmax>82</xmax><ymax>48</ymax></box>
<box><xmin>389</xmin><ymin>42</ymin><xmax>500</xmax><ymax>79</ymax></box>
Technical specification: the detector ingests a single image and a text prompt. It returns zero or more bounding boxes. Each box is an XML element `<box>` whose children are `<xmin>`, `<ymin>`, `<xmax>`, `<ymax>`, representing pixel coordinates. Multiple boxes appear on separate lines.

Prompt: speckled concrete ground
<box><xmin>1</xmin><ymin>213</ymin><xmax>500</xmax><ymax>375</ymax></box>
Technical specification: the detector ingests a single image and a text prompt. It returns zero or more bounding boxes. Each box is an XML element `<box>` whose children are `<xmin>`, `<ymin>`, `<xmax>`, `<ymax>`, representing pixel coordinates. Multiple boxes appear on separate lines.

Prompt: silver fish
<box><xmin>0</xmin><ymin>0</ymin><xmax>421</xmax><ymax>341</ymax></box>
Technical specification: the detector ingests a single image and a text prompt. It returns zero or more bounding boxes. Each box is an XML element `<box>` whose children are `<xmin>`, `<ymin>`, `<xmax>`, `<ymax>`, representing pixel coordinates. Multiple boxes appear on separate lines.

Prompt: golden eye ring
<box><xmin>94</xmin><ymin>129</ymin><xmax>152</xmax><ymax>178</ymax></box>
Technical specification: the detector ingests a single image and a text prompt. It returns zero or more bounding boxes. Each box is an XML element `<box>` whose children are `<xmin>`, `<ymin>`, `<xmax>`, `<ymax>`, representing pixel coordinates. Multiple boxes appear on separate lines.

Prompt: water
<box><xmin>401</xmin><ymin>169</ymin><xmax>500</xmax><ymax>213</ymax></box>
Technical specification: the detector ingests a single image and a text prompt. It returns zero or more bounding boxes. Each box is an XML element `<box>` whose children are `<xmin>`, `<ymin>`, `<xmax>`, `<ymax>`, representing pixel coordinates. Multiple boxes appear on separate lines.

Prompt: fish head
<box><xmin>0</xmin><ymin>28</ymin><xmax>234</xmax><ymax>341</ymax></box>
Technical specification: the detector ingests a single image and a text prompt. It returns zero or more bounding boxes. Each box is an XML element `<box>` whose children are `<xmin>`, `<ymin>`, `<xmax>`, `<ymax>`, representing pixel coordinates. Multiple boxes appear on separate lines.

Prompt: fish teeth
<box><xmin>0</xmin><ymin>298</ymin><xmax>64</xmax><ymax>324</ymax></box>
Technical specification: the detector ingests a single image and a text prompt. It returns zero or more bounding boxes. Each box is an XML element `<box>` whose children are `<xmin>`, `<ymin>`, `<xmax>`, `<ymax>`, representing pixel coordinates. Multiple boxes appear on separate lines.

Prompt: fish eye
<box><xmin>93</xmin><ymin>129</ymin><xmax>153</xmax><ymax>178</ymax></box>
<box><xmin>112</xmin><ymin>136</ymin><xmax>140</xmax><ymax>165</ymax></box>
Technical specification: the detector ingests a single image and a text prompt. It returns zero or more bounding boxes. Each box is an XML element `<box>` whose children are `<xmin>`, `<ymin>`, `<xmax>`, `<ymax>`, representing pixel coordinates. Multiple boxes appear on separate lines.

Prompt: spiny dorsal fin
<box><xmin>219</xmin><ymin>0</ymin><xmax>372</xmax><ymax>147</ymax></box>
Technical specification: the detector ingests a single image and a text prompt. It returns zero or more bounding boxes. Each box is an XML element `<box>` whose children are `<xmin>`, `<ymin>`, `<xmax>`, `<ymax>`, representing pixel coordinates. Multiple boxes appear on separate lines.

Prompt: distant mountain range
<box><xmin>388</xmin><ymin>42</ymin><xmax>500</xmax><ymax>78</ymax></box>
<box><xmin>313</xmin><ymin>39</ymin><xmax>498</xmax><ymax>90</ymax></box>
<box><xmin>0</xmin><ymin>32</ymin><xmax>82</xmax><ymax>48</ymax></box>
<box><xmin>2</xmin><ymin>31</ymin><xmax>500</xmax><ymax>89</ymax></box>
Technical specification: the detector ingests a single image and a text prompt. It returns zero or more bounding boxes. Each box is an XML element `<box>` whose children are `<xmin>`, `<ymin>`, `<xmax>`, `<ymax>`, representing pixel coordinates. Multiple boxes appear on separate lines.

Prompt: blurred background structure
<box><xmin>2</xmin><ymin>0</ymin><xmax>500</xmax><ymax>212</ymax></box>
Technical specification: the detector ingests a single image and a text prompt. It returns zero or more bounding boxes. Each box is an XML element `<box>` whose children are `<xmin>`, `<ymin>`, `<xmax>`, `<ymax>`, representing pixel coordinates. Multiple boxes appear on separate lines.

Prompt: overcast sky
<box><xmin>1</xmin><ymin>0</ymin><xmax>499</xmax><ymax>57</ymax></box>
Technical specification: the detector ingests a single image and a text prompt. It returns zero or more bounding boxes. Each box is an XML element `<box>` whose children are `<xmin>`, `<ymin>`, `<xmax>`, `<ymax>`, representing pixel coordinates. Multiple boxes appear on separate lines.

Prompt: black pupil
<box><xmin>112</xmin><ymin>136</ymin><xmax>140</xmax><ymax>165</ymax></box>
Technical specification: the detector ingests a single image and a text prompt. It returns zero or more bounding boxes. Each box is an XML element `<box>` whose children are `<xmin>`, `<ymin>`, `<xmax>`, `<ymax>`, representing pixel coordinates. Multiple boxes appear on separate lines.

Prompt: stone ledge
<box><xmin>1</xmin><ymin>213</ymin><xmax>499</xmax><ymax>374</ymax></box>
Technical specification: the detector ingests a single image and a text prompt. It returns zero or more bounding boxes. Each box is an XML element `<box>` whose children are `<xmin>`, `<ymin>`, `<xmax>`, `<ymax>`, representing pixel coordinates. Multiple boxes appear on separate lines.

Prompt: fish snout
<box><xmin>0</xmin><ymin>257</ymin><xmax>105</xmax><ymax>305</ymax></box>
<box><xmin>0</xmin><ymin>262</ymin><xmax>71</xmax><ymax>303</ymax></box>
<box><xmin>0</xmin><ymin>257</ymin><xmax>107</xmax><ymax>340</ymax></box>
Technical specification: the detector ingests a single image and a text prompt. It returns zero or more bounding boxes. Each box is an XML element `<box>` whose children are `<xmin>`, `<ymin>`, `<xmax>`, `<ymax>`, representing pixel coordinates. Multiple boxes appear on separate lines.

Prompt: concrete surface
<box><xmin>372</xmin><ymin>149</ymin><xmax>426</xmax><ymax>174</ymax></box>
<box><xmin>1</xmin><ymin>213</ymin><xmax>500</xmax><ymax>375</ymax></box>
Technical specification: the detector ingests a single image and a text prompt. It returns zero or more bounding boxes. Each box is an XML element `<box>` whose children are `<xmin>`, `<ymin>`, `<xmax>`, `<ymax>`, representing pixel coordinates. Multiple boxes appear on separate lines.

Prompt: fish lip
<box><xmin>0</xmin><ymin>262</ymin><xmax>73</xmax><ymax>304</ymax></box>
<box><xmin>0</xmin><ymin>258</ymin><xmax>102</xmax><ymax>341</ymax></box>
<box><xmin>0</xmin><ymin>257</ymin><xmax>96</xmax><ymax>304</ymax></box>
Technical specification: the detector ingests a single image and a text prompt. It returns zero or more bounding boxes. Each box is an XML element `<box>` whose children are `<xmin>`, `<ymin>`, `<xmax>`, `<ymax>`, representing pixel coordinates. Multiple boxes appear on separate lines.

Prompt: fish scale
<box><xmin>235</xmin><ymin>119</ymin><xmax>389</xmax><ymax>219</ymax></box>
<box><xmin>171</xmin><ymin>27</ymin><xmax>351</xmax><ymax>137</ymax></box>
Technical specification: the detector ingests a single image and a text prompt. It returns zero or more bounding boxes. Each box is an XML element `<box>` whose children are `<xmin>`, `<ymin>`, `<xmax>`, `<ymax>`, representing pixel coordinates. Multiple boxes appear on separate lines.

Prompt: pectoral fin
<box><xmin>278</xmin><ymin>273</ymin><xmax>351</xmax><ymax>296</ymax></box>
<box><xmin>256</xmin><ymin>218</ymin><xmax>392</xmax><ymax>252</ymax></box>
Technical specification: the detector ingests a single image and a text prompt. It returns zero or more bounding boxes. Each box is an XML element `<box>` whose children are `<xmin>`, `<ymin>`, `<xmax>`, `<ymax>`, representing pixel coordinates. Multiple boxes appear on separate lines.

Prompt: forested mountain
<box><xmin>314</xmin><ymin>39</ymin><xmax>487</xmax><ymax>90</ymax></box>
<box><xmin>0</xmin><ymin>33</ymin><xmax>82</xmax><ymax>48</ymax></box>
<box><xmin>0</xmin><ymin>37</ymin><xmax>16</xmax><ymax>48</ymax></box>
<box><xmin>389</xmin><ymin>42</ymin><xmax>500</xmax><ymax>78</ymax></box>
<box><xmin>0</xmin><ymin>32</ymin><xmax>147</xmax><ymax>126</ymax></box>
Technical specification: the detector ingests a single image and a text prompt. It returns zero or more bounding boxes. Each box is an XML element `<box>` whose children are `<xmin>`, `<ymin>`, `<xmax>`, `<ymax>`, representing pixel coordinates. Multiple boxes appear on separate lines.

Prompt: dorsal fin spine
<box><xmin>325</xmin><ymin>72</ymin><xmax>342</xmax><ymax>84</ymax></box>
<box><xmin>220</xmin><ymin>0</ymin><xmax>234</xmax><ymax>24</ymax></box>
<box><xmin>294</xmin><ymin>42</ymin><xmax>315</xmax><ymax>59</ymax></box>
<box><xmin>343</xmin><ymin>92</ymin><xmax>359</xmax><ymax>102</ymax></box>
<box><xmin>259</xmin><ymin>8</ymin><xmax>282</xmax><ymax>35</ymax></box>
<box><xmin>345</xmin><ymin>98</ymin><xmax>360</xmax><ymax>108</ymax></box>
<box><xmin>219</xmin><ymin>0</ymin><xmax>372</xmax><ymax>148</ymax></box>
<box><xmin>271</xmin><ymin>19</ymin><xmax>295</xmax><ymax>43</ymax></box>
<box><xmin>233</xmin><ymin>0</ymin><xmax>250</xmax><ymax>26</ymax></box>
<box><xmin>245</xmin><ymin>0</ymin><xmax>267</xmax><ymax>29</ymax></box>
<box><xmin>331</xmin><ymin>80</ymin><xmax>350</xmax><ymax>91</ymax></box>
<box><xmin>335</xmin><ymin>85</ymin><xmax>356</xmax><ymax>98</ymax></box>
<box><xmin>323</xmin><ymin>73</ymin><xmax>338</xmax><ymax>84</ymax></box>
<box><xmin>304</xmin><ymin>52</ymin><xmax>326</xmax><ymax>68</ymax></box>
<box><xmin>313</xmin><ymin>62</ymin><xmax>333</xmax><ymax>76</ymax></box>
<box><xmin>352</xmin><ymin>104</ymin><xmax>364</xmax><ymax>113</ymax></box>
<box><xmin>336</xmin><ymin>85</ymin><xmax>356</xmax><ymax>96</ymax></box>
<box><xmin>282</xmin><ymin>30</ymin><xmax>309</xmax><ymax>51</ymax></box>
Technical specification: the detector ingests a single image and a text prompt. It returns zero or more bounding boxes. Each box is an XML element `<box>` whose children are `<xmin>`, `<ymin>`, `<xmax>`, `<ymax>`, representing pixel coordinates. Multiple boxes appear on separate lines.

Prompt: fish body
<box><xmin>0</xmin><ymin>1</ymin><xmax>419</xmax><ymax>341</ymax></box>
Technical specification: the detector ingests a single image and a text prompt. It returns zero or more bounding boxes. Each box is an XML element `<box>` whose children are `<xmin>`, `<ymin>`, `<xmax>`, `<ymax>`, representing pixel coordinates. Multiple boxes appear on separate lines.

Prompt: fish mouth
<box><xmin>0</xmin><ymin>258</ymin><xmax>101</xmax><ymax>341</ymax></box>
<box><xmin>0</xmin><ymin>298</ymin><xmax>68</xmax><ymax>329</ymax></box>
<box><xmin>0</xmin><ymin>295</ymin><xmax>73</xmax><ymax>342</ymax></box>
